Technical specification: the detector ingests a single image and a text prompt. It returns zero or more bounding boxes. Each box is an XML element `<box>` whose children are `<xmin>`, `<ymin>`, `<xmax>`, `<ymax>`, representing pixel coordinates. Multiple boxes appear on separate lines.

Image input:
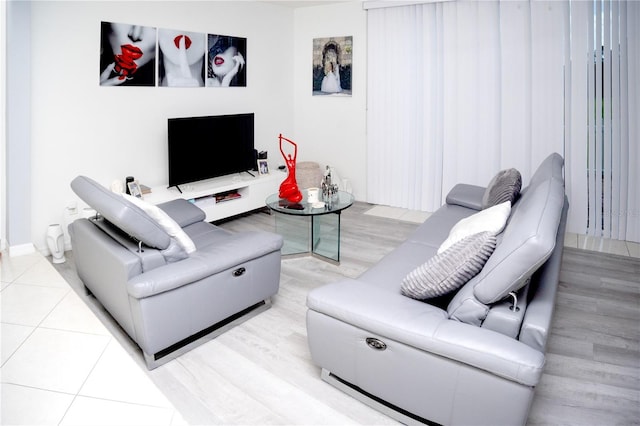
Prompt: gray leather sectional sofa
<box><xmin>306</xmin><ymin>153</ymin><xmax>568</xmax><ymax>425</ymax></box>
<box><xmin>69</xmin><ymin>175</ymin><xmax>283</xmax><ymax>369</ymax></box>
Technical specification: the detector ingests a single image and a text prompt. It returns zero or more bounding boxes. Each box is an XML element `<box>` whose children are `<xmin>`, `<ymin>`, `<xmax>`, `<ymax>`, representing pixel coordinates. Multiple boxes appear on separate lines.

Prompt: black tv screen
<box><xmin>168</xmin><ymin>113</ymin><xmax>255</xmax><ymax>188</ymax></box>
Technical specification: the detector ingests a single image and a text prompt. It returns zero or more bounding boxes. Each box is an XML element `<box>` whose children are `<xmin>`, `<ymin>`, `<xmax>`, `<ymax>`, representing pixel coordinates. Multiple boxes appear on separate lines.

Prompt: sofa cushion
<box><xmin>157</xmin><ymin>198</ymin><xmax>206</xmax><ymax>228</ymax></box>
<box><xmin>401</xmin><ymin>232</ymin><xmax>497</xmax><ymax>300</ymax></box>
<box><xmin>123</xmin><ymin>194</ymin><xmax>196</xmax><ymax>254</ymax></box>
<box><xmin>472</xmin><ymin>177</ymin><xmax>565</xmax><ymax>304</ymax></box>
<box><xmin>71</xmin><ymin>176</ymin><xmax>171</xmax><ymax>250</ymax></box>
<box><xmin>437</xmin><ymin>201</ymin><xmax>510</xmax><ymax>254</ymax></box>
<box><xmin>481</xmin><ymin>168</ymin><xmax>522</xmax><ymax>209</ymax></box>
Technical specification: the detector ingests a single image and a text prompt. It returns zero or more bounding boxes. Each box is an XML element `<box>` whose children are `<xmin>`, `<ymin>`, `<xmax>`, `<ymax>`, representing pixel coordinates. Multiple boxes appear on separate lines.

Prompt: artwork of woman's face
<box><xmin>108</xmin><ymin>23</ymin><xmax>156</xmax><ymax>68</ymax></box>
<box><xmin>211</xmin><ymin>46</ymin><xmax>239</xmax><ymax>77</ymax></box>
<box><xmin>158</xmin><ymin>30</ymin><xmax>205</xmax><ymax>65</ymax></box>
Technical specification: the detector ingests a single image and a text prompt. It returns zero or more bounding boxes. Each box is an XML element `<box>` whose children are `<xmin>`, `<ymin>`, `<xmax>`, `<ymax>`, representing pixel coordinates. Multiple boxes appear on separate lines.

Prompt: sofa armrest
<box><xmin>445</xmin><ymin>184</ymin><xmax>485</xmax><ymax>210</ymax></box>
<box><xmin>307</xmin><ymin>279</ymin><xmax>545</xmax><ymax>387</ymax></box>
<box><xmin>157</xmin><ymin>199</ymin><xmax>206</xmax><ymax>228</ymax></box>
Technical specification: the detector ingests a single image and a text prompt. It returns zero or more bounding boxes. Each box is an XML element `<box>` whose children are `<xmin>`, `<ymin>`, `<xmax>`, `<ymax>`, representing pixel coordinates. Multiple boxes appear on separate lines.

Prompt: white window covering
<box><xmin>367</xmin><ymin>0</ymin><xmax>639</xmax><ymax>242</ymax></box>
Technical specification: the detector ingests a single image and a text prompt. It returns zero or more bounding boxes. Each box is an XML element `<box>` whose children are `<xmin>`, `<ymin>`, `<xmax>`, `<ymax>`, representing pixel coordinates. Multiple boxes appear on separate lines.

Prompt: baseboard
<box><xmin>9</xmin><ymin>242</ymin><xmax>36</xmax><ymax>257</ymax></box>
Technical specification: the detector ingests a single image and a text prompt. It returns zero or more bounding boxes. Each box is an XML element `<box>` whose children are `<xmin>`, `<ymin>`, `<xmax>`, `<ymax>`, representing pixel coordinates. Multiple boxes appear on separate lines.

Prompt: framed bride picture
<box><xmin>312</xmin><ymin>36</ymin><xmax>352</xmax><ymax>96</ymax></box>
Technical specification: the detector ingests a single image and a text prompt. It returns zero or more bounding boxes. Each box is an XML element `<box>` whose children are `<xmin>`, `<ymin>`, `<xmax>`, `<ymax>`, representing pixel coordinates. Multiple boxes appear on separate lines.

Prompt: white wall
<box><xmin>28</xmin><ymin>1</ymin><xmax>297</xmax><ymax>252</ymax></box>
<box><xmin>292</xmin><ymin>2</ymin><xmax>367</xmax><ymax>199</ymax></box>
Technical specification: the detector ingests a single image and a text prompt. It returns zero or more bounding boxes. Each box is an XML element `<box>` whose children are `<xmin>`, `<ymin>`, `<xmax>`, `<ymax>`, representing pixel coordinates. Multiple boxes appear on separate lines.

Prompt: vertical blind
<box><xmin>569</xmin><ymin>0</ymin><xmax>639</xmax><ymax>241</ymax></box>
<box><xmin>367</xmin><ymin>0</ymin><xmax>639</xmax><ymax>242</ymax></box>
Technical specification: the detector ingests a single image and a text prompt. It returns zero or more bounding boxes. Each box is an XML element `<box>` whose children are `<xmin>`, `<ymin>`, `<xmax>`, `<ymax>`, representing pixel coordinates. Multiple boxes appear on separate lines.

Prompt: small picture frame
<box><xmin>258</xmin><ymin>159</ymin><xmax>269</xmax><ymax>175</ymax></box>
<box><xmin>128</xmin><ymin>180</ymin><xmax>143</xmax><ymax>198</ymax></box>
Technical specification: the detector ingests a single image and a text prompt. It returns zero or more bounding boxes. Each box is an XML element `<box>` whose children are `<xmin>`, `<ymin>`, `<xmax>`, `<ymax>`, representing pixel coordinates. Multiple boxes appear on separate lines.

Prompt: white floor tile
<box><xmin>0</xmin><ymin>252</ymin><xmax>43</xmax><ymax>282</ymax></box>
<box><xmin>40</xmin><ymin>290</ymin><xmax>110</xmax><ymax>336</ymax></box>
<box><xmin>80</xmin><ymin>340</ymin><xmax>174</xmax><ymax>408</ymax></box>
<box><xmin>1</xmin><ymin>327</ymin><xmax>110</xmax><ymax>394</ymax></box>
<box><xmin>627</xmin><ymin>241</ymin><xmax>640</xmax><ymax>258</ymax></box>
<box><xmin>60</xmin><ymin>396</ymin><xmax>176</xmax><ymax>426</ymax></box>
<box><xmin>400</xmin><ymin>210</ymin><xmax>431</xmax><ymax>224</ymax></box>
<box><xmin>578</xmin><ymin>235</ymin><xmax>630</xmax><ymax>256</ymax></box>
<box><xmin>0</xmin><ymin>283</ymin><xmax>69</xmax><ymax>326</ymax></box>
<box><xmin>364</xmin><ymin>205</ymin><xmax>408</xmax><ymax>220</ymax></box>
<box><xmin>0</xmin><ymin>383</ymin><xmax>74</xmax><ymax>425</ymax></box>
<box><xmin>564</xmin><ymin>232</ymin><xmax>579</xmax><ymax>248</ymax></box>
<box><xmin>12</xmin><ymin>256</ymin><xmax>69</xmax><ymax>288</ymax></box>
<box><xmin>1</xmin><ymin>323</ymin><xmax>35</xmax><ymax>365</ymax></box>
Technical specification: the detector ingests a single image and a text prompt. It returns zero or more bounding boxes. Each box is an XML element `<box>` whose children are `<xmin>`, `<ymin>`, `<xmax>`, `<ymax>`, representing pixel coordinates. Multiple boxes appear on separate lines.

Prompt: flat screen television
<box><xmin>167</xmin><ymin>113</ymin><xmax>255</xmax><ymax>188</ymax></box>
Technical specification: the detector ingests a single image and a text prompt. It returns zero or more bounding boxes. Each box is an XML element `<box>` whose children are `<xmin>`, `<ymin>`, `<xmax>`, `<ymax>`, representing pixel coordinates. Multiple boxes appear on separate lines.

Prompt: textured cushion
<box><xmin>437</xmin><ymin>201</ymin><xmax>511</xmax><ymax>254</ymax></box>
<box><xmin>482</xmin><ymin>168</ymin><xmax>522</xmax><ymax>209</ymax></box>
<box><xmin>123</xmin><ymin>194</ymin><xmax>196</xmax><ymax>254</ymax></box>
<box><xmin>401</xmin><ymin>232</ymin><xmax>497</xmax><ymax>300</ymax></box>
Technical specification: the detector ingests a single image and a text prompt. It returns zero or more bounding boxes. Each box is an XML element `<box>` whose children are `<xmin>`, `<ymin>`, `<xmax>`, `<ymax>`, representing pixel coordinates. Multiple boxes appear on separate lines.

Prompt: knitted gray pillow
<box><xmin>482</xmin><ymin>168</ymin><xmax>522</xmax><ymax>209</ymax></box>
<box><xmin>401</xmin><ymin>232</ymin><xmax>497</xmax><ymax>300</ymax></box>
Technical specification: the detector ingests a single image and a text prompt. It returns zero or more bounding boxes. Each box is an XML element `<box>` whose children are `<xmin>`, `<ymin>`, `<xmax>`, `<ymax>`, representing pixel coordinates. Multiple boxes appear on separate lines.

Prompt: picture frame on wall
<box><xmin>312</xmin><ymin>36</ymin><xmax>353</xmax><ymax>96</ymax></box>
<box><xmin>158</xmin><ymin>28</ymin><xmax>206</xmax><ymax>87</ymax></box>
<box><xmin>99</xmin><ymin>21</ymin><xmax>157</xmax><ymax>87</ymax></box>
<box><xmin>207</xmin><ymin>34</ymin><xmax>247</xmax><ymax>87</ymax></box>
<box><xmin>258</xmin><ymin>159</ymin><xmax>269</xmax><ymax>175</ymax></box>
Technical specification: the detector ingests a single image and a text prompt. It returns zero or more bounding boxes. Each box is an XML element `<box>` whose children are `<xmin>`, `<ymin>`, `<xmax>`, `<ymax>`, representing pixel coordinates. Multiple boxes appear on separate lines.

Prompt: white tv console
<box><xmin>144</xmin><ymin>170</ymin><xmax>285</xmax><ymax>222</ymax></box>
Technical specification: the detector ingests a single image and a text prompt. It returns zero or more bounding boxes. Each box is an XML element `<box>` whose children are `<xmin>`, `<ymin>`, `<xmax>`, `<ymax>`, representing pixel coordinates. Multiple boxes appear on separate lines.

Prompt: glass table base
<box><xmin>274</xmin><ymin>211</ymin><xmax>343</xmax><ymax>264</ymax></box>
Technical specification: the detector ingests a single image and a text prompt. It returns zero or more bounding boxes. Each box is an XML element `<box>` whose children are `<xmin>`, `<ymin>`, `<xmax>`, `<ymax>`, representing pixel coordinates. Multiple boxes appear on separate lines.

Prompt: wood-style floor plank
<box><xmin>54</xmin><ymin>203</ymin><xmax>640</xmax><ymax>425</ymax></box>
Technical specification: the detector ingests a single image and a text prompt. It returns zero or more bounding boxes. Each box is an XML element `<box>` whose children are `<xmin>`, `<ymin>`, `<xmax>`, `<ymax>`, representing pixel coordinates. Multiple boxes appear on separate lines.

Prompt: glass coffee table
<box><xmin>265</xmin><ymin>191</ymin><xmax>354</xmax><ymax>264</ymax></box>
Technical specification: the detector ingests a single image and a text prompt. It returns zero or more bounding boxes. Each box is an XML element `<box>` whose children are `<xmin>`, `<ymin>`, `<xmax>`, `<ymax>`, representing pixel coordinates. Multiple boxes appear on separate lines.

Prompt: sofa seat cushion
<box><xmin>359</xmin><ymin>241</ymin><xmax>438</xmax><ymax>291</ymax></box>
<box><xmin>401</xmin><ymin>232</ymin><xmax>497</xmax><ymax>300</ymax></box>
<box><xmin>183</xmin><ymin>221</ymin><xmax>233</xmax><ymax>249</ymax></box>
<box><xmin>127</xmin><ymin>229</ymin><xmax>283</xmax><ymax>299</ymax></box>
<box><xmin>438</xmin><ymin>201</ymin><xmax>511</xmax><ymax>254</ymax></box>
<box><xmin>407</xmin><ymin>204</ymin><xmax>477</xmax><ymax>248</ymax></box>
<box><xmin>307</xmin><ymin>279</ymin><xmax>546</xmax><ymax>387</ymax></box>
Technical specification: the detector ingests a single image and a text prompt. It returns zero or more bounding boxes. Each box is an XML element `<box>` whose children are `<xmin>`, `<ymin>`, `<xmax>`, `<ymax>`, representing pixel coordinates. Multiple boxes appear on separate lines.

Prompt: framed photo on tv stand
<box><xmin>128</xmin><ymin>180</ymin><xmax>143</xmax><ymax>198</ymax></box>
<box><xmin>258</xmin><ymin>159</ymin><xmax>269</xmax><ymax>175</ymax></box>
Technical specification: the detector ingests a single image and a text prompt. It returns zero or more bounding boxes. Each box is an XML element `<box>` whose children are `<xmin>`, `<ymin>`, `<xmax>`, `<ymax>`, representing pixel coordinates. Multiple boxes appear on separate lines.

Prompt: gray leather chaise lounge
<box><xmin>306</xmin><ymin>153</ymin><xmax>568</xmax><ymax>425</ymax></box>
<box><xmin>69</xmin><ymin>175</ymin><xmax>283</xmax><ymax>369</ymax></box>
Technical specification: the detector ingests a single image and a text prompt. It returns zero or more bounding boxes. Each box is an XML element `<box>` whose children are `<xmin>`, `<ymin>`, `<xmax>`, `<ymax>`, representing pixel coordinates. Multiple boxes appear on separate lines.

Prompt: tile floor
<box><xmin>2</xmin><ymin>206</ymin><xmax>638</xmax><ymax>425</ymax></box>
<box><xmin>1</xmin><ymin>252</ymin><xmax>186</xmax><ymax>426</ymax></box>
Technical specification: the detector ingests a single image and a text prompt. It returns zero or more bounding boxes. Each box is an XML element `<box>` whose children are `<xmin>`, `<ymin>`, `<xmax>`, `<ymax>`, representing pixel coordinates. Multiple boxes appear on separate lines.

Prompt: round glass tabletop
<box><xmin>266</xmin><ymin>191</ymin><xmax>354</xmax><ymax>216</ymax></box>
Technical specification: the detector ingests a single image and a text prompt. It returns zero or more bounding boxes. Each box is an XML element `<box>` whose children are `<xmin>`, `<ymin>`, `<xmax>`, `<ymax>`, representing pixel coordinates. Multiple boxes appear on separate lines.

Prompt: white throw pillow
<box><xmin>122</xmin><ymin>194</ymin><xmax>196</xmax><ymax>254</ymax></box>
<box><xmin>437</xmin><ymin>200</ymin><xmax>511</xmax><ymax>254</ymax></box>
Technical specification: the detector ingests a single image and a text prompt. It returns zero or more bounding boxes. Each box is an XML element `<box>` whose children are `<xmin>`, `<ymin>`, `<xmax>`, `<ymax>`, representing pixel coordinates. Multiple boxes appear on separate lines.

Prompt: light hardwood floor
<box><xmin>55</xmin><ymin>202</ymin><xmax>640</xmax><ymax>425</ymax></box>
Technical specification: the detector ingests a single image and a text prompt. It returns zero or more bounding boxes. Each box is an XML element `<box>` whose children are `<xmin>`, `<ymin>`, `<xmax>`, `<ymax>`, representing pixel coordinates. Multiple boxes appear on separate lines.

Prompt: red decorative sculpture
<box><xmin>278</xmin><ymin>133</ymin><xmax>303</xmax><ymax>203</ymax></box>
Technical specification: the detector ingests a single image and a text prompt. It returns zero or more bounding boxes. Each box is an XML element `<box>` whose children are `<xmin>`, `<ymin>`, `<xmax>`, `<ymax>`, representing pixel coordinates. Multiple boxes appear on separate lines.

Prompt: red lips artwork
<box><xmin>113</xmin><ymin>44</ymin><xmax>143</xmax><ymax>80</ymax></box>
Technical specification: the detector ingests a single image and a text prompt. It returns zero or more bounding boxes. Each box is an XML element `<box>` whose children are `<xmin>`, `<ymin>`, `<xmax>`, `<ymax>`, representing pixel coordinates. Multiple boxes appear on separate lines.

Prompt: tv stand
<box><xmin>145</xmin><ymin>171</ymin><xmax>285</xmax><ymax>222</ymax></box>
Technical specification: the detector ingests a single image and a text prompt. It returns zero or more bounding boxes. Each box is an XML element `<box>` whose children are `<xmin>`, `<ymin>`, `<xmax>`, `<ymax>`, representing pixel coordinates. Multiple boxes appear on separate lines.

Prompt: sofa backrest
<box><xmin>71</xmin><ymin>175</ymin><xmax>171</xmax><ymax>251</ymax></box>
<box><xmin>447</xmin><ymin>153</ymin><xmax>565</xmax><ymax>327</ymax></box>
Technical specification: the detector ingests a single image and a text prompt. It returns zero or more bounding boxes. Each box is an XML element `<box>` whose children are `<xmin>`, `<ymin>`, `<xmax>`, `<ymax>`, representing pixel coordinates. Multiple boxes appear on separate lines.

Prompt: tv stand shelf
<box><xmin>144</xmin><ymin>171</ymin><xmax>285</xmax><ymax>222</ymax></box>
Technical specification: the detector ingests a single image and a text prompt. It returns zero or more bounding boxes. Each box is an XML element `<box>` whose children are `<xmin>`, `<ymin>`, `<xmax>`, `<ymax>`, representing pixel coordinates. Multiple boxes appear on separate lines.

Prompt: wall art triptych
<box><xmin>99</xmin><ymin>21</ymin><xmax>247</xmax><ymax>88</ymax></box>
